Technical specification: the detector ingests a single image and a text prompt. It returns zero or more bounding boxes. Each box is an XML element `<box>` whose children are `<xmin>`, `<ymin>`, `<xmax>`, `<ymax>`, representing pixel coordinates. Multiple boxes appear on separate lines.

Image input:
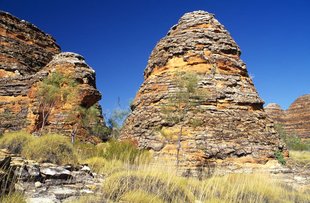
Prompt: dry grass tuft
<box><xmin>0</xmin><ymin>131</ymin><xmax>34</xmax><ymax>154</ymax></box>
<box><xmin>0</xmin><ymin>192</ymin><xmax>26</xmax><ymax>203</ymax></box>
<box><xmin>22</xmin><ymin>134</ymin><xmax>76</xmax><ymax>165</ymax></box>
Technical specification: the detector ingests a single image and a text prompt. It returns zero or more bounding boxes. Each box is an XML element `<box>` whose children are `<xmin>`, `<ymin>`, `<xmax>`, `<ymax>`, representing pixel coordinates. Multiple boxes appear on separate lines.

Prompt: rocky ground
<box><xmin>0</xmin><ymin>149</ymin><xmax>104</xmax><ymax>203</ymax></box>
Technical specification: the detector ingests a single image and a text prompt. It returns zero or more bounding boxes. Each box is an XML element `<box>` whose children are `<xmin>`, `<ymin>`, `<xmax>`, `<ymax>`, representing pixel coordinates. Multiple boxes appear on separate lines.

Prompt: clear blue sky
<box><xmin>1</xmin><ymin>0</ymin><xmax>309</xmax><ymax>114</ymax></box>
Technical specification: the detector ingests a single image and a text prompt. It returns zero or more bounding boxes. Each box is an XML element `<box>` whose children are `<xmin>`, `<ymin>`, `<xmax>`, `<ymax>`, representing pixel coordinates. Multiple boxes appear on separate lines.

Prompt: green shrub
<box><xmin>97</xmin><ymin>139</ymin><xmax>150</xmax><ymax>164</ymax></box>
<box><xmin>22</xmin><ymin>134</ymin><xmax>76</xmax><ymax>165</ymax></box>
<box><xmin>286</xmin><ymin>136</ymin><xmax>310</xmax><ymax>151</ymax></box>
<box><xmin>0</xmin><ymin>192</ymin><xmax>26</xmax><ymax>203</ymax></box>
<box><xmin>274</xmin><ymin>150</ymin><xmax>286</xmax><ymax>165</ymax></box>
<box><xmin>0</xmin><ymin>131</ymin><xmax>34</xmax><ymax>154</ymax></box>
<box><xmin>275</xmin><ymin>124</ymin><xmax>310</xmax><ymax>151</ymax></box>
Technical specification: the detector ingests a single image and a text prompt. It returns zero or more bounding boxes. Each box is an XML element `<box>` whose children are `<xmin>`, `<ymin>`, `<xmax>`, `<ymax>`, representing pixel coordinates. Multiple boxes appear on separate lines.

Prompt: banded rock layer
<box><xmin>265</xmin><ymin>94</ymin><xmax>310</xmax><ymax>138</ymax></box>
<box><xmin>264</xmin><ymin>103</ymin><xmax>285</xmax><ymax>124</ymax></box>
<box><xmin>121</xmin><ymin>11</ymin><xmax>285</xmax><ymax>173</ymax></box>
<box><xmin>0</xmin><ymin>11</ymin><xmax>104</xmax><ymax>141</ymax></box>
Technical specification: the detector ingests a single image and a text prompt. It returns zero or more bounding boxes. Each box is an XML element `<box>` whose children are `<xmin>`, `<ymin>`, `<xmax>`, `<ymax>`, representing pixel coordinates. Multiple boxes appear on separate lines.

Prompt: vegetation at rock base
<box><xmin>96</xmin><ymin>139</ymin><xmax>150</xmax><ymax>164</ymax></box>
<box><xmin>0</xmin><ymin>131</ymin><xmax>34</xmax><ymax>154</ymax></box>
<box><xmin>0</xmin><ymin>131</ymin><xmax>309</xmax><ymax>202</ymax></box>
<box><xmin>106</xmin><ymin>105</ymin><xmax>131</xmax><ymax>139</ymax></box>
<box><xmin>83</xmin><ymin>157</ymin><xmax>124</xmax><ymax>175</ymax></box>
<box><xmin>68</xmin><ymin>105</ymin><xmax>110</xmax><ymax>143</ymax></box>
<box><xmin>101</xmin><ymin>165</ymin><xmax>310</xmax><ymax>203</ymax></box>
<box><xmin>22</xmin><ymin>134</ymin><xmax>76</xmax><ymax>165</ymax></box>
<box><xmin>289</xmin><ymin>150</ymin><xmax>310</xmax><ymax>166</ymax></box>
<box><xmin>120</xmin><ymin>190</ymin><xmax>165</xmax><ymax>203</ymax></box>
<box><xmin>274</xmin><ymin>150</ymin><xmax>286</xmax><ymax>165</ymax></box>
<box><xmin>275</xmin><ymin>124</ymin><xmax>310</xmax><ymax>151</ymax></box>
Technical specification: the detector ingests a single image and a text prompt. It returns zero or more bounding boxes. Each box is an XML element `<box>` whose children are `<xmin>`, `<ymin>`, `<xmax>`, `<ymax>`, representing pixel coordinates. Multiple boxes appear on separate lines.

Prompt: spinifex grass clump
<box><xmin>96</xmin><ymin>139</ymin><xmax>151</xmax><ymax>164</ymax></box>
<box><xmin>290</xmin><ymin>150</ymin><xmax>310</xmax><ymax>165</ymax></box>
<box><xmin>84</xmin><ymin>157</ymin><xmax>124</xmax><ymax>175</ymax></box>
<box><xmin>22</xmin><ymin>134</ymin><xmax>77</xmax><ymax>165</ymax></box>
<box><xmin>102</xmin><ymin>170</ymin><xmax>195</xmax><ymax>202</ymax></box>
<box><xmin>101</xmin><ymin>164</ymin><xmax>310</xmax><ymax>203</ymax></box>
<box><xmin>0</xmin><ymin>192</ymin><xmax>26</xmax><ymax>203</ymax></box>
<box><xmin>0</xmin><ymin>131</ymin><xmax>34</xmax><ymax>154</ymax></box>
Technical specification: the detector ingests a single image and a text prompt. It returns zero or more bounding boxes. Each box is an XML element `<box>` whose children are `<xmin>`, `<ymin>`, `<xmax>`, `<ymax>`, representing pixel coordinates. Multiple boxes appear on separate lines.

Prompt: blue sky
<box><xmin>1</xmin><ymin>0</ymin><xmax>309</xmax><ymax>114</ymax></box>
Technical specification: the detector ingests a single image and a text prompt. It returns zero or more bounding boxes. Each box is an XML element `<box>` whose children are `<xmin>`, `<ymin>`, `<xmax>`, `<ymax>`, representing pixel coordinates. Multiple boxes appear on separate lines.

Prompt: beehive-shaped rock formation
<box><xmin>265</xmin><ymin>94</ymin><xmax>310</xmax><ymax>138</ymax></box>
<box><xmin>0</xmin><ymin>11</ymin><xmax>104</xmax><ymax>141</ymax></box>
<box><xmin>264</xmin><ymin>103</ymin><xmax>285</xmax><ymax>124</ymax></box>
<box><xmin>285</xmin><ymin>94</ymin><xmax>310</xmax><ymax>138</ymax></box>
<box><xmin>121</xmin><ymin>11</ymin><xmax>285</xmax><ymax>173</ymax></box>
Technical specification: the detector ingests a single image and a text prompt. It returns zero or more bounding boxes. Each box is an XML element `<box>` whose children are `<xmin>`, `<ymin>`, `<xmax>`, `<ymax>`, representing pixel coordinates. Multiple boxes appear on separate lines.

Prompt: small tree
<box><xmin>36</xmin><ymin>72</ymin><xmax>77</xmax><ymax>132</ymax></box>
<box><xmin>107</xmin><ymin>108</ymin><xmax>131</xmax><ymax>139</ymax></box>
<box><xmin>69</xmin><ymin>105</ymin><xmax>110</xmax><ymax>143</ymax></box>
<box><xmin>160</xmin><ymin>72</ymin><xmax>206</xmax><ymax>169</ymax></box>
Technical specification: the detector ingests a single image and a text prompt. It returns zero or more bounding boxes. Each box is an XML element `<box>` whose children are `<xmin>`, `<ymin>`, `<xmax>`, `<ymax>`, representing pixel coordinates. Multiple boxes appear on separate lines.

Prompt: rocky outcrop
<box><xmin>0</xmin><ymin>11</ymin><xmax>60</xmax><ymax>76</ymax></box>
<box><xmin>121</xmin><ymin>11</ymin><xmax>285</xmax><ymax>175</ymax></box>
<box><xmin>285</xmin><ymin>94</ymin><xmax>310</xmax><ymax>138</ymax></box>
<box><xmin>264</xmin><ymin>103</ymin><xmax>285</xmax><ymax>124</ymax></box>
<box><xmin>0</xmin><ymin>150</ymin><xmax>104</xmax><ymax>202</ymax></box>
<box><xmin>0</xmin><ymin>11</ymin><xmax>104</xmax><ymax>141</ymax></box>
<box><xmin>265</xmin><ymin>94</ymin><xmax>310</xmax><ymax>138</ymax></box>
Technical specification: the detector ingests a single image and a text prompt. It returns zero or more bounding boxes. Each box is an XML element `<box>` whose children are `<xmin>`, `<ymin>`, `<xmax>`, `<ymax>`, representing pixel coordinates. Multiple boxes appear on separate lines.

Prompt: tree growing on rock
<box><xmin>160</xmin><ymin>72</ymin><xmax>207</xmax><ymax>170</ymax></box>
<box><xmin>107</xmin><ymin>107</ymin><xmax>131</xmax><ymax>139</ymax></box>
<box><xmin>68</xmin><ymin>105</ymin><xmax>110</xmax><ymax>144</ymax></box>
<box><xmin>36</xmin><ymin>72</ymin><xmax>77</xmax><ymax>132</ymax></box>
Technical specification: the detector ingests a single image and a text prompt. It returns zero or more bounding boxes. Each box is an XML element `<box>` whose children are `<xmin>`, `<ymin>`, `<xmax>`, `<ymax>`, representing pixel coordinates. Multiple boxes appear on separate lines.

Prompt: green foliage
<box><xmin>0</xmin><ymin>131</ymin><xmax>34</xmax><ymax>154</ymax></box>
<box><xmin>274</xmin><ymin>150</ymin><xmax>286</xmax><ymax>165</ymax></box>
<box><xmin>160</xmin><ymin>72</ymin><xmax>206</xmax><ymax>168</ymax></box>
<box><xmin>275</xmin><ymin>124</ymin><xmax>310</xmax><ymax>151</ymax></box>
<box><xmin>107</xmin><ymin>108</ymin><xmax>131</xmax><ymax>138</ymax></box>
<box><xmin>70</xmin><ymin>105</ymin><xmax>110</xmax><ymax>140</ymax></box>
<box><xmin>22</xmin><ymin>134</ymin><xmax>77</xmax><ymax>165</ymax></box>
<box><xmin>36</xmin><ymin>72</ymin><xmax>77</xmax><ymax>131</ymax></box>
<box><xmin>96</xmin><ymin>140</ymin><xmax>150</xmax><ymax>164</ymax></box>
<box><xmin>161</xmin><ymin>72</ymin><xmax>206</xmax><ymax>125</ymax></box>
<box><xmin>0</xmin><ymin>193</ymin><xmax>26</xmax><ymax>203</ymax></box>
<box><xmin>38</xmin><ymin>72</ymin><xmax>76</xmax><ymax>105</ymax></box>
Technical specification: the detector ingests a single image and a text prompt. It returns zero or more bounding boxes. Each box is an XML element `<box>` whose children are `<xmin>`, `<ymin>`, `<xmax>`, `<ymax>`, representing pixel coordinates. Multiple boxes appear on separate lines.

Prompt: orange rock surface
<box><xmin>0</xmin><ymin>11</ymin><xmax>104</xmax><ymax>141</ymax></box>
<box><xmin>121</xmin><ymin>11</ymin><xmax>285</xmax><ymax>175</ymax></box>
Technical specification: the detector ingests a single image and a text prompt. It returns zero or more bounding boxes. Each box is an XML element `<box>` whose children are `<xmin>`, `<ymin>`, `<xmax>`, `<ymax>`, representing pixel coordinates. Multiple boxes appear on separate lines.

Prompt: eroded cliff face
<box><xmin>265</xmin><ymin>95</ymin><xmax>310</xmax><ymax>138</ymax></box>
<box><xmin>121</xmin><ymin>11</ymin><xmax>285</xmax><ymax>174</ymax></box>
<box><xmin>0</xmin><ymin>11</ymin><xmax>104</xmax><ymax>141</ymax></box>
